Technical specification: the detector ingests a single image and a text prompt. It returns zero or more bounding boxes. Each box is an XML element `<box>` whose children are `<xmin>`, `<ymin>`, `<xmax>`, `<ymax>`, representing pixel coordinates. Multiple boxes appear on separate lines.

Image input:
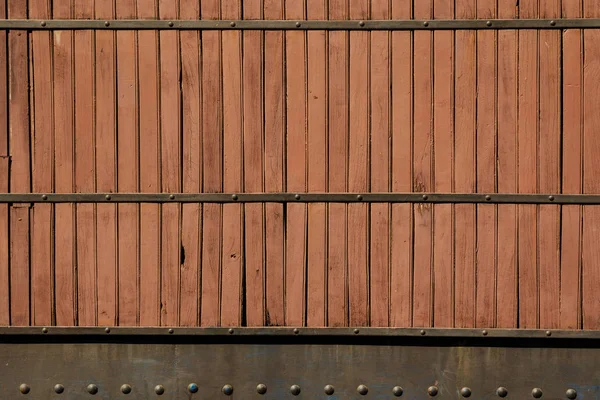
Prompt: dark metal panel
<box><xmin>0</xmin><ymin>192</ymin><xmax>600</xmax><ymax>204</ymax></box>
<box><xmin>1</xmin><ymin>18</ymin><xmax>600</xmax><ymax>30</ymax></box>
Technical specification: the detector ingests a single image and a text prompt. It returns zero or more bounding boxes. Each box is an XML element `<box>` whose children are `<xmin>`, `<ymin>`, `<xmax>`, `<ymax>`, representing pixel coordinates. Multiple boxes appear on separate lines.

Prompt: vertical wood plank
<box><xmin>390</xmin><ymin>0</ymin><xmax>412</xmax><ymax>327</ymax></box>
<box><xmin>496</xmin><ymin>0</ymin><xmax>518</xmax><ymax>328</ymax></box>
<box><xmin>221</xmin><ymin>0</ymin><xmax>243</xmax><ymax>327</ymax></box>
<box><xmin>264</xmin><ymin>0</ymin><xmax>285</xmax><ymax>326</ymax></box>
<box><xmin>137</xmin><ymin>0</ymin><xmax>161</xmax><ymax>327</ymax></box>
<box><xmin>285</xmin><ymin>0</ymin><xmax>307</xmax><ymax>327</ymax></box>
<box><xmin>201</xmin><ymin>0</ymin><xmax>223</xmax><ymax>327</ymax></box>
<box><xmin>348</xmin><ymin>0</ymin><xmax>369</xmax><ymax>327</ymax></box>
<box><xmin>583</xmin><ymin>0</ymin><xmax>600</xmax><ymax>329</ymax></box>
<box><xmin>370</xmin><ymin>0</ymin><xmax>390</xmax><ymax>327</ymax></box>
<box><xmin>30</xmin><ymin>0</ymin><xmax>53</xmax><ymax>326</ymax></box>
<box><xmin>328</xmin><ymin>0</ymin><xmax>348</xmax><ymax>327</ymax></box>
<box><xmin>306</xmin><ymin>0</ymin><xmax>327</xmax><ymax>327</ymax></box>
<box><xmin>476</xmin><ymin>0</ymin><xmax>497</xmax><ymax>328</ymax></box>
<box><xmin>538</xmin><ymin>0</ymin><xmax>561</xmax><ymax>330</ymax></box>
<box><xmin>53</xmin><ymin>0</ymin><xmax>76</xmax><ymax>326</ymax></box>
<box><xmin>95</xmin><ymin>0</ymin><xmax>117</xmax><ymax>327</ymax></box>
<box><xmin>73</xmin><ymin>0</ymin><xmax>96</xmax><ymax>326</ymax></box>
<box><xmin>412</xmin><ymin>0</ymin><xmax>433</xmax><ymax>328</ymax></box>
<box><xmin>518</xmin><ymin>0</ymin><xmax>539</xmax><ymax>329</ymax></box>
<box><xmin>432</xmin><ymin>0</ymin><xmax>454</xmax><ymax>328</ymax></box>
<box><xmin>159</xmin><ymin>0</ymin><xmax>181</xmax><ymax>327</ymax></box>
<box><xmin>243</xmin><ymin>0</ymin><xmax>265</xmax><ymax>327</ymax></box>
<box><xmin>0</xmin><ymin>0</ymin><xmax>9</xmax><ymax>325</ymax></box>
<box><xmin>179</xmin><ymin>0</ymin><xmax>201</xmax><ymax>327</ymax></box>
<box><xmin>560</xmin><ymin>0</ymin><xmax>583</xmax><ymax>329</ymax></box>
<box><xmin>454</xmin><ymin>0</ymin><xmax>476</xmax><ymax>328</ymax></box>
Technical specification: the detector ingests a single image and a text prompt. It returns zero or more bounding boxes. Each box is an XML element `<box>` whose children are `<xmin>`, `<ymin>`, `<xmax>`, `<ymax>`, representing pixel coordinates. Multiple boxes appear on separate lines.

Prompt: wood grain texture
<box><xmin>0</xmin><ymin>0</ymin><xmax>8</xmax><ymax>326</ymax></box>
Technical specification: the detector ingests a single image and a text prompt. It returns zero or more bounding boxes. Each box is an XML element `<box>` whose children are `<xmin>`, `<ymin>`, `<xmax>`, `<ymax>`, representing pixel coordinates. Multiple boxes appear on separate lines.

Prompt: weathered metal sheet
<box><xmin>0</xmin><ymin>328</ymin><xmax>598</xmax><ymax>399</ymax></box>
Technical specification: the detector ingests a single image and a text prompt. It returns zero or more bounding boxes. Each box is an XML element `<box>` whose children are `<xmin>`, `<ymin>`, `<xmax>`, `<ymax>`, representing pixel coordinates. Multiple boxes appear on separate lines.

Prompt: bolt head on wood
<box><xmin>230</xmin><ymin>22</ymin><xmax>236</xmax><ymax>27</ymax></box>
<box><xmin>87</xmin><ymin>384</ymin><xmax>98</xmax><ymax>395</ymax></box>
<box><xmin>357</xmin><ymin>385</ymin><xmax>368</xmax><ymax>395</ymax></box>
<box><xmin>532</xmin><ymin>388</ymin><xmax>543</xmax><ymax>398</ymax></box>
<box><xmin>54</xmin><ymin>384</ymin><xmax>65</xmax><ymax>394</ymax></box>
<box><xmin>290</xmin><ymin>385</ymin><xmax>301</xmax><ymax>396</ymax></box>
<box><xmin>392</xmin><ymin>386</ymin><xmax>404</xmax><ymax>396</ymax></box>
<box><xmin>19</xmin><ymin>384</ymin><xmax>30</xmax><ymax>394</ymax></box>
<box><xmin>154</xmin><ymin>385</ymin><xmax>165</xmax><ymax>395</ymax></box>
<box><xmin>188</xmin><ymin>383</ymin><xmax>199</xmax><ymax>393</ymax></box>
<box><xmin>428</xmin><ymin>386</ymin><xmax>438</xmax><ymax>396</ymax></box>
<box><xmin>42</xmin><ymin>327</ymin><xmax>48</xmax><ymax>333</ymax></box>
<box><xmin>497</xmin><ymin>387</ymin><xmax>508</xmax><ymax>398</ymax></box>
<box><xmin>257</xmin><ymin>384</ymin><xmax>267</xmax><ymax>394</ymax></box>
<box><xmin>222</xmin><ymin>385</ymin><xmax>234</xmax><ymax>395</ymax></box>
<box><xmin>121</xmin><ymin>384</ymin><xmax>132</xmax><ymax>394</ymax></box>
<box><xmin>566</xmin><ymin>389</ymin><xmax>577</xmax><ymax>399</ymax></box>
<box><xmin>461</xmin><ymin>387</ymin><xmax>472</xmax><ymax>397</ymax></box>
<box><xmin>324</xmin><ymin>385</ymin><xmax>335</xmax><ymax>395</ymax></box>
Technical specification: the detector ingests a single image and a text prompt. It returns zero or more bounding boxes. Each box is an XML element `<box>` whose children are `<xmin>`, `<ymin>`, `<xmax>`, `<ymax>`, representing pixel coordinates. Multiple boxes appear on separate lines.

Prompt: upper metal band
<box><xmin>0</xmin><ymin>18</ymin><xmax>598</xmax><ymax>30</ymax></box>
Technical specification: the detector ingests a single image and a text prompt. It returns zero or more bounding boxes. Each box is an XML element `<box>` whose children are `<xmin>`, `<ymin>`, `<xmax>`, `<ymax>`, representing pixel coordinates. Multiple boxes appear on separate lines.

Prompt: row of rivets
<box><xmin>16</xmin><ymin>383</ymin><xmax>579</xmax><ymax>398</ymax></box>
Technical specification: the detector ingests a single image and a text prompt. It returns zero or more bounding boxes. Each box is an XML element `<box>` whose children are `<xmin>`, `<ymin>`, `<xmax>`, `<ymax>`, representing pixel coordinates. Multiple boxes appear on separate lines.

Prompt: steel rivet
<box><xmin>392</xmin><ymin>386</ymin><xmax>404</xmax><ymax>397</ymax></box>
<box><xmin>222</xmin><ymin>385</ymin><xmax>234</xmax><ymax>396</ymax></box>
<box><xmin>358</xmin><ymin>385</ymin><xmax>368</xmax><ymax>395</ymax></box>
<box><xmin>354</xmin><ymin>328</ymin><xmax>360</xmax><ymax>334</ymax></box>
<box><xmin>422</xmin><ymin>195</ymin><xmax>428</xmax><ymax>201</ymax></box>
<box><xmin>19</xmin><ymin>384</ymin><xmax>30</xmax><ymax>394</ymax></box>
<box><xmin>257</xmin><ymin>384</ymin><xmax>268</xmax><ymax>395</ymax></box>
<box><xmin>169</xmin><ymin>194</ymin><xmax>175</xmax><ymax>200</ymax></box>
<box><xmin>290</xmin><ymin>385</ymin><xmax>301</xmax><ymax>396</ymax></box>
<box><xmin>324</xmin><ymin>385</ymin><xmax>335</xmax><ymax>395</ymax></box>
<box><xmin>566</xmin><ymin>389</ymin><xmax>577</xmax><ymax>399</ymax></box>
<box><xmin>532</xmin><ymin>388</ymin><xmax>543</xmax><ymax>398</ymax></box>
<box><xmin>168</xmin><ymin>328</ymin><xmax>174</xmax><ymax>334</ymax></box>
<box><xmin>42</xmin><ymin>194</ymin><xmax>48</xmax><ymax>200</ymax></box>
<box><xmin>104</xmin><ymin>21</ymin><xmax>110</xmax><ymax>27</ymax></box>
<box><xmin>295</xmin><ymin>194</ymin><xmax>301</xmax><ymax>200</ymax></box>
<box><xmin>121</xmin><ymin>384</ymin><xmax>132</xmax><ymax>394</ymax></box>
<box><xmin>228</xmin><ymin>328</ymin><xmax>234</xmax><ymax>334</ymax></box>
<box><xmin>54</xmin><ymin>384</ymin><xmax>65</xmax><ymax>394</ymax></box>
<box><xmin>550</xmin><ymin>20</ymin><xmax>556</xmax><ymax>26</ymax></box>
<box><xmin>485</xmin><ymin>195</ymin><xmax>492</xmax><ymax>201</ymax></box>
<box><xmin>359</xmin><ymin>20</ymin><xmax>365</xmax><ymax>27</ymax></box>
<box><xmin>230</xmin><ymin>21</ymin><xmax>236</xmax><ymax>27</ymax></box>
<box><xmin>87</xmin><ymin>384</ymin><xmax>98</xmax><ymax>395</ymax></box>
<box><xmin>549</xmin><ymin>196</ymin><xmax>555</xmax><ymax>201</ymax></box>
<box><xmin>155</xmin><ymin>385</ymin><xmax>165</xmax><ymax>395</ymax></box>
<box><xmin>461</xmin><ymin>387</ymin><xmax>472</xmax><ymax>398</ymax></box>
<box><xmin>497</xmin><ymin>387</ymin><xmax>508</xmax><ymax>398</ymax></box>
<box><xmin>293</xmin><ymin>328</ymin><xmax>299</xmax><ymax>334</ymax></box>
<box><xmin>546</xmin><ymin>330</ymin><xmax>552</xmax><ymax>336</ymax></box>
<box><xmin>42</xmin><ymin>327</ymin><xmax>48</xmax><ymax>333</ymax></box>
<box><xmin>296</xmin><ymin>22</ymin><xmax>301</xmax><ymax>27</ymax></box>
<box><xmin>420</xmin><ymin>329</ymin><xmax>426</xmax><ymax>335</ymax></box>
<box><xmin>357</xmin><ymin>194</ymin><xmax>363</xmax><ymax>201</ymax></box>
<box><xmin>487</xmin><ymin>20</ymin><xmax>492</xmax><ymax>26</ymax></box>
<box><xmin>188</xmin><ymin>383</ymin><xmax>199</xmax><ymax>394</ymax></box>
<box><xmin>105</xmin><ymin>327</ymin><xmax>110</xmax><ymax>333</ymax></box>
<box><xmin>428</xmin><ymin>386</ymin><xmax>439</xmax><ymax>396</ymax></box>
<box><xmin>232</xmin><ymin>194</ymin><xmax>238</xmax><ymax>200</ymax></box>
<box><xmin>423</xmin><ymin>21</ymin><xmax>429</xmax><ymax>27</ymax></box>
<box><xmin>41</xmin><ymin>21</ymin><xmax>47</xmax><ymax>27</ymax></box>
<box><xmin>105</xmin><ymin>194</ymin><xmax>111</xmax><ymax>201</ymax></box>
<box><xmin>168</xmin><ymin>21</ymin><xmax>174</xmax><ymax>27</ymax></box>
<box><xmin>482</xmin><ymin>330</ymin><xmax>488</xmax><ymax>336</ymax></box>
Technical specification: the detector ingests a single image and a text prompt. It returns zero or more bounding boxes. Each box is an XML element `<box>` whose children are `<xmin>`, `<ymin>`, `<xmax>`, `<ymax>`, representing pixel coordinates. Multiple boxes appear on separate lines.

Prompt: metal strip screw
<box><xmin>428</xmin><ymin>386</ymin><xmax>439</xmax><ymax>396</ymax></box>
<box><xmin>392</xmin><ymin>386</ymin><xmax>404</xmax><ymax>397</ymax></box>
<box><xmin>168</xmin><ymin>329</ymin><xmax>174</xmax><ymax>334</ymax></box>
<box><xmin>461</xmin><ymin>387</ymin><xmax>472</xmax><ymax>398</ymax></box>
<box><xmin>19</xmin><ymin>384</ymin><xmax>30</xmax><ymax>394</ymax></box>
<box><xmin>497</xmin><ymin>387</ymin><xmax>508</xmax><ymax>398</ymax></box>
<box><xmin>324</xmin><ymin>385</ymin><xmax>335</xmax><ymax>395</ymax></box>
<box><xmin>566</xmin><ymin>389</ymin><xmax>577</xmax><ymax>399</ymax></box>
<box><xmin>222</xmin><ymin>385</ymin><xmax>234</xmax><ymax>396</ymax></box>
<box><xmin>188</xmin><ymin>383</ymin><xmax>199</xmax><ymax>394</ymax></box>
<box><xmin>354</xmin><ymin>329</ymin><xmax>360</xmax><ymax>334</ymax></box>
<box><xmin>257</xmin><ymin>384</ymin><xmax>268</xmax><ymax>395</ymax></box>
<box><xmin>532</xmin><ymin>388</ymin><xmax>543</xmax><ymax>398</ymax></box>
<box><xmin>104</xmin><ymin>327</ymin><xmax>110</xmax><ymax>333</ymax></box>
<box><xmin>121</xmin><ymin>384</ymin><xmax>132</xmax><ymax>394</ymax></box>
<box><xmin>358</xmin><ymin>385</ymin><xmax>369</xmax><ymax>395</ymax></box>
<box><xmin>54</xmin><ymin>384</ymin><xmax>65</xmax><ymax>394</ymax></box>
<box><xmin>87</xmin><ymin>384</ymin><xmax>98</xmax><ymax>395</ymax></box>
<box><xmin>290</xmin><ymin>385</ymin><xmax>301</xmax><ymax>396</ymax></box>
<box><xmin>155</xmin><ymin>385</ymin><xmax>165</xmax><ymax>395</ymax></box>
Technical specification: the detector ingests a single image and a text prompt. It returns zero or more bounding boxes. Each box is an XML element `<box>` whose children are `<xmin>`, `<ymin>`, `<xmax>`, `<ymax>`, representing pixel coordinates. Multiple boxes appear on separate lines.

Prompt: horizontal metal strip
<box><xmin>0</xmin><ymin>327</ymin><xmax>596</xmax><ymax>339</ymax></box>
<box><xmin>0</xmin><ymin>192</ymin><xmax>597</xmax><ymax>204</ymax></box>
<box><xmin>0</xmin><ymin>18</ymin><xmax>598</xmax><ymax>30</ymax></box>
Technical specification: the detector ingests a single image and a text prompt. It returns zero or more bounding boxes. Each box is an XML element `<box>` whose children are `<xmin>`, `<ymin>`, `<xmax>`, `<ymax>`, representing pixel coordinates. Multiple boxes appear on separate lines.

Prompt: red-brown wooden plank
<box><xmin>496</xmin><ymin>0</ymin><xmax>518</xmax><ymax>328</ymax></box>
<box><xmin>538</xmin><ymin>0</ymin><xmax>561</xmax><ymax>330</ymax></box>
<box><xmin>221</xmin><ymin>0</ymin><xmax>243</xmax><ymax>327</ymax></box>
<box><xmin>0</xmin><ymin>0</ymin><xmax>8</xmax><ymax>326</ymax></box>
<box><xmin>369</xmin><ymin>0</ymin><xmax>390</xmax><ymax>328</ymax></box>
<box><xmin>306</xmin><ymin>0</ymin><xmax>327</xmax><ymax>327</ymax></box>
<box><xmin>95</xmin><ymin>0</ymin><xmax>117</xmax><ymax>327</ymax></box>
<box><xmin>454</xmin><ymin>0</ymin><xmax>476</xmax><ymax>328</ymax></box>
<box><xmin>433</xmin><ymin>0</ymin><xmax>454</xmax><ymax>328</ymax></box>
<box><xmin>30</xmin><ymin>0</ymin><xmax>53</xmax><ymax>326</ymax></box>
<box><xmin>285</xmin><ymin>0</ymin><xmax>307</xmax><ymax>327</ymax></box>
<box><xmin>560</xmin><ymin>0</ymin><xmax>583</xmax><ymax>330</ymax></box>
<box><xmin>518</xmin><ymin>0</ymin><xmax>539</xmax><ymax>329</ymax></box>
<box><xmin>53</xmin><ymin>0</ymin><xmax>76</xmax><ymax>326</ymax></box>
<box><xmin>137</xmin><ymin>0</ymin><xmax>161</xmax><ymax>327</ymax></box>
<box><xmin>159</xmin><ymin>0</ymin><xmax>181</xmax><ymax>327</ymax></box>
<box><xmin>583</xmin><ymin>0</ymin><xmax>600</xmax><ymax>329</ymax></box>
<box><xmin>243</xmin><ymin>0</ymin><xmax>265</xmax><ymax>327</ymax></box>
<box><xmin>263</xmin><ymin>0</ymin><xmax>285</xmax><ymax>327</ymax></box>
<box><xmin>180</xmin><ymin>0</ymin><xmax>201</xmax><ymax>327</ymax></box>
<box><xmin>476</xmin><ymin>0</ymin><xmax>497</xmax><ymax>328</ymax></box>
<box><xmin>328</xmin><ymin>0</ymin><xmax>349</xmax><ymax>327</ymax></box>
<box><xmin>390</xmin><ymin>0</ymin><xmax>412</xmax><ymax>328</ymax></box>
<box><xmin>74</xmin><ymin>0</ymin><xmax>96</xmax><ymax>326</ymax></box>
<box><xmin>412</xmin><ymin>0</ymin><xmax>433</xmax><ymax>328</ymax></box>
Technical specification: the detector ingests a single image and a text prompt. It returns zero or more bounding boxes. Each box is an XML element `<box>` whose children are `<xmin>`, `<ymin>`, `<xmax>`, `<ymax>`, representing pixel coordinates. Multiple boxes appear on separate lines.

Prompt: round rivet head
<box><xmin>550</xmin><ymin>20</ymin><xmax>556</xmax><ymax>26</ymax></box>
<box><xmin>357</xmin><ymin>194</ymin><xmax>363</xmax><ymax>201</ymax></box>
<box><xmin>104</xmin><ymin>21</ymin><xmax>110</xmax><ymax>27</ymax></box>
<box><xmin>485</xmin><ymin>195</ymin><xmax>492</xmax><ymax>201</ymax></box>
<box><xmin>87</xmin><ymin>384</ymin><xmax>98</xmax><ymax>395</ymax></box>
<box><xmin>293</xmin><ymin>328</ymin><xmax>299</xmax><ymax>334</ymax></box>
<box><xmin>42</xmin><ymin>194</ymin><xmax>48</xmax><ymax>200</ymax></box>
<box><xmin>325</xmin><ymin>385</ymin><xmax>335</xmax><ymax>395</ymax></box>
<box><xmin>392</xmin><ymin>386</ymin><xmax>404</xmax><ymax>397</ymax></box>
<box><xmin>497</xmin><ymin>387</ymin><xmax>508</xmax><ymax>398</ymax></box>
<box><xmin>566</xmin><ymin>389</ymin><xmax>577</xmax><ymax>399</ymax></box>
<box><xmin>104</xmin><ymin>327</ymin><xmax>110</xmax><ymax>333</ymax></box>
<box><xmin>296</xmin><ymin>22</ymin><xmax>301</xmax><ymax>27</ymax></box>
<box><xmin>232</xmin><ymin>194</ymin><xmax>238</xmax><ymax>201</ymax></box>
<box><xmin>482</xmin><ymin>330</ymin><xmax>488</xmax><ymax>336</ymax></box>
<box><xmin>295</xmin><ymin>194</ymin><xmax>301</xmax><ymax>200</ymax></box>
<box><xmin>532</xmin><ymin>388</ymin><xmax>543</xmax><ymax>398</ymax></box>
<box><xmin>257</xmin><ymin>384</ymin><xmax>267</xmax><ymax>395</ymax></box>
<box><xmin>228</xmin><ymin>328</ymin><xmax>234</xmax><ymax>334</ymax></box>
<box><xmin>422</xmin><ymin>195</ymin><xmax>428</xmax><ymax>201</ymax></box>
<box><xmin>19</xmin><ymin>384</ymin><xmax>30</xmax><ymax>394</ymax></box>
<box><xmin>359</xmin><ymin>20</ymin><xmax>365</xmax><ymax>27</ymax></box>
<box><xmin>42</xmin><ymin>327</ymin><xmax>48</xmax><ymax>333</ymax></box>
<box><xmin>230</xmin><ymin>21</ymin><xmax>236</xmax><ymax>27</ymax></box>
<box><xmin>54</xmin><ymin>384</ymin><xmax>65</xmax><ymax>394</ymax></box>
<box><xmin>428</xmin><ymin>386</ymin><xmax>439</xmax><ymax>396</ymax></box>
<box><xmin>354</xmin><ymin>328</ymin><xmax>360</xmax><ymax>334</ymax></box>
<box><xmin>168</xmin><ymin>21</ymin><xmax>174</xmax><ymax>27</ymax></box>
<box><xmin>487</xmin><ymin>20</ymin><xmax>493</xmax><ymax>26</ymax></box>
<box><xmin>169</xmin><ymin>194</ymin><xmax>175</xmax><ymax>200</ymax></box>
<box><xmin>549</xmin><ymin>196</ymin><xmax>555</xmax><ymax>201</ymax></box>
<box><xmin>358</xmin><ymin>385</ymin><xmax>368</xmax><ymax>395</ymax></box>
<box><xmin>222</xmin><ymin>385</ymin><xmax>234</xmax><ymax>396</ymax></box>
<box><xmin>188</xmin><ymin>383</ymin><xmax>199</xmax><ymax>394</ymax></box>
<box><xmin>290</xmin><ymin>385</ymin><xmax>301</xmax><ymax>396</ymax></box>
<box><xmin>461</xmin><ymin>387</ymin><xmax>472</xmax><ymax>398</ymax></box>
<box><xmin>155</xmin><ymin>385</ymin><xmax>165</xmax><ymax>395</ymax></box>
<box><xmin>121</xmin><ymin>384</ymin><xmax>132</xmax><ymax>394</ymax></box>
<box><xmin>105</xmin><ymin>194</ymin><xmax>111</xmax><ymax>201</ymax></box>
<box><xmin>41</xmin><ymin>21</ymin><xmax>47</xmax><ymax>27</ymax></box>
<box><xmin>423</xmin><ymin>21</ymin><xmax>429</xmax><ymax>27</ymax></box>
<box><xmin>546</xmin><ymin>330</ymin><xmax>552</xmax><ymax>336</ymax></box>
<box><xmin>168</xmin><ymin>328</ymin><xmax>174</xmax><ymax>334</ymax></box>
<box><xmin>420</xmin><ymin>329</ymin><xmax>426</xmax><ymax>335</ymax></box>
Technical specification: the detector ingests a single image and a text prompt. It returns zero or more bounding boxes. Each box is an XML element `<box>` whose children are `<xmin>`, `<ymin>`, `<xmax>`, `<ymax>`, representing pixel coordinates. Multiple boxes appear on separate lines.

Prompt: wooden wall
<box><xmin>0</xmin><ymin>0</ymin><xmax>598</xmax><ymax>329</ymax></box>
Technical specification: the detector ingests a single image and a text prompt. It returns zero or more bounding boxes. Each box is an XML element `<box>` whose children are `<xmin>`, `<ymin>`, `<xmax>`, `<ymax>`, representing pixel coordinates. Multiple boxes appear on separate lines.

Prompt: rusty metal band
<box><xmin>0</xmin><ymin>18</ymin><xmax>599</xmax><ymax>30</ymax></box>
<box><xmin>0</xmin><ymin>192</ymin><xmax>598</xmax><ymax>204</ymax></box>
